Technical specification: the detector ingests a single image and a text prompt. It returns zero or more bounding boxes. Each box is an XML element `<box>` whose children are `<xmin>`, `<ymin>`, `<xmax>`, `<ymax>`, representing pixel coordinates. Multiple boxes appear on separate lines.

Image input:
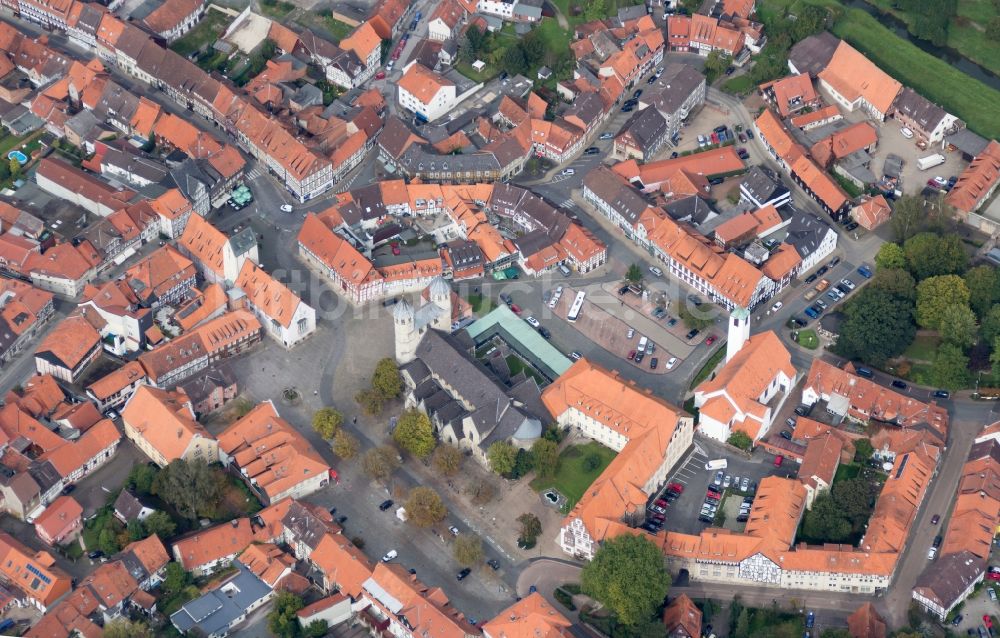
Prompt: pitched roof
<box><xmin>172</xmin><ymin>518</ymin><xmax>254</xmax><ymax>571</ymax></box>
<box><xmin>947</xmin><ymin>140</ymin><xmax>1000</xmax><ymax>213</ymax></box>
<box><xmin>847</xmin><ymin>603</ymin><xmax>886</xmax><ymax>638</ymax></box>
<box><xmin>481</xmin><ymin>592</ymin><xmax>572</xmax><ymax>638</ymax></box>
<box><xmin>120</xmin><ymin>385</ymin><xmax>211</xmax><ymax>463</ymax></box>
<box><xmin>297</xmin><ymin>213</ymin><xmax>383</xmax><ymax>289</ymax></box>
<box><xmin>137</xmin><ymin>310</ymin><xmax>261</xmax><ymax>384</ymax></box>
<box><xmin>34</xmin><ymin>495</ymin><xmax>82</xmax><ymax>539</ymax></box>
<box><xmin>142</xmin><ymin>0</ymin><xmax>203</xmax><ymax>35</ymax></box>
<box><xmin>178</xmin><ymin>213</ymin><xmax>229</xmax><ymax>279</ymax></box>
<box><xmin>818</xmin><ymin>41</ymin><xmax>901</xmax><ymax>115</ymax></box>
<box><xmin>309</xmin><ymin>531</ymin><xmax>373</xmax><ymax>598</ymax></box>
<box><xmin>662</xmin><ymin>593</ymin><xmax>702</xmax><ymax>638</ymax></box>
<box><xmin>0</xmin><ymin>532</ymin><xmax>71</xmax><ymax>607</ymax></box>
<box><xmin>35</xmin><ymin>313</ymin><xmax>100</xmax><ymax>371</ymax></box>
<box><xmin>235</xmin><ymin>260</ymin><xmax>305</xmax><ymax>329</ymax></box>
<box><xmin>398</xmin><ymin>63</ymin><xmax>453</xmax><ymax>106</ymax></box>
<box><xmin>217</xmin><ymin>401</ymin><xmax>329</xmax><ymax>501</ymax></box>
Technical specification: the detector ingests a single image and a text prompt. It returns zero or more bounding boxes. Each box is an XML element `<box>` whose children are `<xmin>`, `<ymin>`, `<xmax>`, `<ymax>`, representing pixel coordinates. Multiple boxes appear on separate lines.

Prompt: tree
<box><xmin>126</xmin><ymin>464</ymin><xmax>158</xmax><ymax>495</ymax></box>
<box><xmin>304</xmin><ymin>621</ymin><xmax>329</xmax><ymax>638</ymax></box>
<box><xmin>502</xmin><ymin>45</ymin><xmax>527</xmax><ymax>75</ymax></box>
<box><xmin>890</xmin><ymin>195</ymin><xmax>925</xmax><ymax>242</ymax></box>
<box><xmin>734</xmin><ymin>608</ymin><xmax>751</xmax><ymax>638</ymax></box>
<box><xmin>268</xmin><ymin>591</ymin><xmax>305</xmax><ymax>638</ymax></box>
<box><xmin>151</xmin><ymin>459</ymin><xmax>224</xmax><ymax>520</ymax></box>
<box><xmin>453</xmin><ymin>533</ymin><xmax>484</xmax><ymax>566</ymax></box>
<box><xmin>582</xmin><ymin>0</ymin><xmax>607</xmax><ymax>21</ymax></box>
<box><xmin>703</xmin><ymin>49</ymin><xmax>730</xmax><ymax>82</ymax></box>
<box><xmin>834</xmin><ymin>289</ymin><xmax>915</xmax><ymax>366</ymax></box>
<box><xmin>8</xmin><ymin>158</ymin><xmax>19</xmax><ymax>179</ymax></box>
<box><xmin>625</xmin><ymin>263</ymin><xmax>642</xmax><ymax>283</ymax></box>
<box><xmin>581</xmin><ymin>535</ymin><xmax>671</xmax><ymax>625</ymax></box>
<box><xmin>142</xmin><ymin>510</ymin><xmax>176</xmax><ymax>539</ymax></box>
<box><xmin>392</xmin><ymin>409</ymin><xmax>437</xmax><ymax>459</ymax></box>
<box><xmin>372</xmin><ymin>358</ymin><xmax>403</xmax><ymax>400</ymax></box>
<box><xmin>405</xmin><ymin>486</ymin><xmax>447</xmax><ymax>528</ymax></box>
<box><xmin>531</xmin><ymin>439</ymin><xmax>559</xmax><ymax>478</ymax></box>
<box><xmin>983</xmin><ymin>305</ymin><xmax>1000</xmax><ymax>346</ymax></box>
<box><xmin>819</xmin><ymin>629</ymin><xmax>851</xmax><ymax>638</ymax></box>
<box><xmin>854</xmin><ymin>438</ymin><xmax>874</xmax><ymax>462</ymax></box>
<box><xmin>831</xmin><ymin>478</ymin><xmax>877</xmax><ymax>529</ymax></box>
<box><xmin>464</xmin><ymin>24</ymin><xmax>488</xmax><ymax>57</ymax></box>
<box><xmin>162</xmin><ymin>562</ymin><xmax>191</xmax><ymax>597</ymax></box>
<box><xmin>362</xmin><ymin>446</ymin><xmax>399</xmax><ymax>482</ymax></box>
<box><xmin>517</xmin><ymin>512</ymin><xmax>542</xmax><ymax>545</ymax></box>
<box><xmin>964</xmin><ymin>265</ymin><xmax>1000</xmax><ymax>318</ymax></box>
<box><xmin>432</xmin><ymin>445</ymin><xmax>463</xmax><ymax>476</ymax></box>
<box><xmin>874</xmin><ymin>242</ymin><xmax>906</xmax><ymax>271</ymax></box>
<box><xmin>98</xmin><ymin>527</ymin><xmax>120</xmax><ymax>555</ymax></box>
<box><xmin>988</xmin><ymin>16</ymin><xmax>1000</xmax><ymax>40</ymax></box>
<box><xmin>727</xmin><ymin>431</ymin><xmax>753</xmax><ymax>451</ymax></box>
<box><xmin>801</xmin><ymin>493</ymin><xmax>852</xmax><ymax>542</ymax></box>
<box><xmin>938</xmin><ymin>304</ymin><xmax>978</xmax><ymax>348</ymax></box>
<box><xmin>0</xmin><ymin>158</ymin><xmax>10</xmax><ymax>182</ymax></box>
<box><xmin>103</xmin><ymin>619</ymin><xmax>154</xmax><ymax>638</ymax></box>
<box><xmin>355</xmin><ymin>389</ymin><xmax>384</xmax><ymax>416</ymax></box>
<box><xmin>904</xmin><ymin>232</ymin><xmax>968</xmax><ymax>280</ymax></box>
<box><xmin>991</xmin><ymin>337</ymin><xmax>1000</xmax><ymax>385</ymax></box>
<box><xmin>312</xmin><ymin>407</ymin><xmax>343</xmax><ymax>439</ymax></box>
<box><xmin>467</xmin><ymin>478</ymin><xmax>496</xmax><ymax>505</ymax></box>
<box><xmin>487</xmin><ymin>441</ymin><xmax>517</xmax><ymax>475</ymax></box>
<box><xmin>931</xmin><ymin>343</ymin><xmax>970</xmax><ymax>390</ymax></box>
<box><xmin>332</xmin><ymin>429</ymin><xmax>360</xmax><ymax>460</ymax></box>
<box><xmin>678</xmin><ymin>302</ymin><xmax>714</xmax><ymax>330</ymax></box>
<box><xmin>916</xmin><ymin>275</ymin><xmax>970</xmax><ymax>329</ymax></box>
<box><xmin>870</xmin><ymin>268</ymin><xmax>916</xmax><ymax>300</ymax></box>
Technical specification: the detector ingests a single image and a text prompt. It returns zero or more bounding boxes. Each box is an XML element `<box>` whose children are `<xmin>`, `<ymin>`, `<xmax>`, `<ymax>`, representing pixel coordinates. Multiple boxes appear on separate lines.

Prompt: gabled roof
<box><xmin>481</xmin><ymin>592</ymin><xmax>572</xmax><ymax>638</ymax></box>
<box><xmin>818</xmin><ymin>41</ymin><xmax>901</xmax><ymax>115</ymax></box>
<box><xmin>235</xmin><ymin>260</ymin><xmax>306</xmax><ymax>329</ymax></box>
<box><xmin>120</xmin><ymin>385</ymin><xmax>210</xmax><ymax>463</ymax></box>
<box><xmin>172</xmin><ymin>518</ymin><xmax>254</xmax><ymax>571</ymax></box>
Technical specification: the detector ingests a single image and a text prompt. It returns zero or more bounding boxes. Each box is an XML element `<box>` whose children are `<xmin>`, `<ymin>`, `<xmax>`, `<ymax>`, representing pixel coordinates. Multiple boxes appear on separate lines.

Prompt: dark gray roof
<box><xmin>946</xmin><ymin>129</ymin><xmax>989</xmax><ymax>158</ymax></box>
<box><xmin>397</xmin><ymin>143</ymin><xmax>501</xmax><ymax>175</ymax></box>
<box><xmin>378</xmin><ymin>116</ymin><xmax>422</xmax><ymax>160</ymax></box>
<box><xmin>788</xmin><ymin>32</ymin><xmax>839</xmax><ymax>77</ymax></box>
<box><xmin>582</xmin><ymin>166</ymin><xmax>649</xmax><ymax>224</ymax></box>
<box><xmin>228</xmin><ymin>227</ymin><xmax>257</xmax><ymax>257</ymax></box>
<box><xmin>882</xmin><ymin>154</ymin><xmax>904</xmax><ymax>179</ymax></box>
<box><xmin>646</xmin><ymin>64</ymin><xmax>704</xmax><ymax>116</ymax></box>
<box><xmin>891</xmin><ymin>87</ymin><xmax>948</xmax><ymax>134</ymax></box>
<box><xmin>740</xmin><ymin>165</ymin><xmax>788</xmax><ymax>205</ymax></box>
<box><xmin>615</xmin><ymin>4</ymin><xmax>647</xmax><ymax>24</ymax></box>
<box><xmin>784</xmin><ymin>207</ymin><xmax>834</xmax><ymax>260</ymax></box>
<box><xmin>281</xmin><ymin>501</ymin><xmax>336</xmax><ymax>550</ymax></box>
<box><xmin>178</xmin><ymin>363</ymin><xmax>236</xmax><ymax>407</ymax></box>
<box><xmin>968</xmin><ymin>437</ymin><xmax>1000</xmax><ymax>464</ymax></box>
<box><xmin>171</xmin><ymin>562</ymin><xmax>273</xmax><ymax>636</ymax></box>
<box><xmin>113</xmin><ymin>489</ymin><xmax>150</xmax><ymax>522</ymax></box>
<box><xmin>445</xmin><ymin>240</ymin><xmax>483</xmax><ymax>269</ymax></box>
<box><xmin>664</xmin><ymin>195</ymin><xmax>716</xmax><ymax>226</ymax></box>
<box><xmin>616</xmin><ymin>106</ymin><xmax>668</xmax><ymax>153</ymax></box>
<box><xmin>565</xmin><ymin>92</ymin><xmax>604</xmax><ymax>124</ymax></box>
<box><xmin>913</xmin><ymin>550</ymin><xmax>984</xmax><ymax>611</ymax></box>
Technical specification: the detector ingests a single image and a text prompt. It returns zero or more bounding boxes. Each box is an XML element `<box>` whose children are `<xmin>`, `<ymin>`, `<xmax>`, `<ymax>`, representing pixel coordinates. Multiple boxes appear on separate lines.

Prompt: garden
<box><xmin>530</xmin><ymin>441</ymin><xmax>617</xmax><ymax>510</ymax></box>
<box><xmin>170</xmin><ymin>8</ymin><xmax>234</xmax><ymax>59</ymax></box>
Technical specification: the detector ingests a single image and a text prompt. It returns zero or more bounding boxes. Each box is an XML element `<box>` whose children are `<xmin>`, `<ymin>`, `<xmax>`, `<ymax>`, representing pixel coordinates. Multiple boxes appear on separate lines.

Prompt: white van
<box><xmin>704</xmin><ymin>458</ymin><xmax>728</xmax><ymax>471</ymax></box>
<box><xmin>637</xmin><ymin>336</ymin><xmax>648</xmax><ymax>353</ymax></box>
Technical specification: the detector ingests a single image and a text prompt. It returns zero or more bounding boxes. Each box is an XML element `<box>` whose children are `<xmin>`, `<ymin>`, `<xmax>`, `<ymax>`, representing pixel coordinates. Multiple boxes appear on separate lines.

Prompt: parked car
<box><xmin>499</xmin><ymin>293</ymin><xmax>513</xmax><ymax>305</ymax></box>
<box><xmin>805</xmin><ymin>274</ymin><xmax>818</xmax><ymax>284</ymax></box>
<box><xmin>457</xmin><ymin>568</ymin><xmax>472</xmax><ymax>581</ymax></box>
<box><xmin>628</xmin><ymin>350</ymin><xmax>636</xmax><ymax>360</ymax></box>
<box><xmin>891</xmin><ymin>380</ymin><xmax>908</xmax><ymax>390</ymax></box>
<box><xmin>771</xmin><ymin>301</ymin><xmax>783</xmax><ymax>312</ymax></box>
<box><xmin>685</xmin><ymin>329</ymin><xmax>700</xmax><ymax>340</ymax></box>
<box><xmin>569</xmin><ymin>351</ymin><xmax>582</xmax><ymax>361</ymax></box>
<box><xmin>666</xmin><ymin>357</ymin><xmax>678</xmax><ymax>369</ymax></box>
<box><xmin>736</xmin><ymin>147</ymin><xmax>749</xmax><ymax>160</ymax></box>
<box><xmin>795</xmin><ymin>404</ymin><xmax>812</xmax><ymax>416</ymax></box>
<box><xmin>804</xmin><ymin>307</ymin><xmax>819</xmax><ymax>319</ymax></box>
<box><xmin>487</xmin><ymin>559</ymin><xmax>500</xmax><ymax>570</ymax></box>
<box><xmin>806</xmin><ymin>612</ymin><xmax>815</xmax><ymax>629</ymax></box>
<box><xmin>382</xmin><ymin>550</ymin><xmax>398</xmax><ymax>562</ymax></box>
<box><xmin>714</xmin><ymin>471</ymin><xmax>724</xmax><ymax>485</ymax></box>
<box><xmin>379</xmin><ymin>499</ymin><xmax>394</xmax><ymax>511</ymax></box>
<box><xmin>840</xmin><ymin>278</ymin><xmax>855</xmax><ymax>290</ymax></box>
<box><xmin>667</xmin><ymin>483</ymin><xmax>684</xmax><ymax>494</ymax></box>
<box><xmin>280</xmin><ymin>204</ymin><xmax>293</xmax><ymax>213</ymax></box>
<box><xmin>723</xmin><ymin>475</ymin><xmax>732</xmax><ymax>488</ymax></box>
<box><xmin>933</xmin><ymin>389</ymin><xmax>951</xmax><ymax>399</ymax></box>
<box><xmin>780</xmin><ymin>430</ymin><xmax>792</xmax><ymax>440</ymax></box>
<box><xmin>650</xmin><ymin>357</ymin><xmax>658</xmax><ymax>369</ymax></box>
<box><xmin>599</xmin><ymin>132</ymin><xmax>614</xmax><ymax>140</ymax></box>
<box><xmin>785</xmin><ymin>417</ymin><xmax>796</xmax><ymax>428</ymax></box>
<box><xmin>561</xmin><ymin>168</ymin><xmax>575</xmax><ymax>176</ymax></box>
<box><xmin>538</xmin><ymin>327</ymin><xmax>551</xmax><ymax>339</ymax></box>
<box><xmin>649</xmin><ymin>265</ymin><xmax>663</xmax><ymax>277</ymax></box>
<box><xmin>991</xmin><ymin>587</ymin><xmax>998</xmax><ymax>601</ymax></box>
<box><xmin>509</xmin><ymin>303</ymin><xmax>522</xmax><ymax>314</ymax></box>
<box><xmin>449</xmin><ymin>526</ymin><xmax>460</xmax><ymax>536</ymax></box>
<box><xmin>857</xmin><ymin>265</ymin><xmax>873</xmax><ymax>278</ymax></box>
<box><xmin>738</xmin><ymin>132</ymin><xmax>747</xmax><ymax>143</ymax></box>
<box><xmin>584</xmin><ymin>147</ymin><xmax>600</xmax><ymax>155</ymax></box>
<box><xmin>705</xmin><ymin>335</ymin><xmax>717</xmax><ymax>346</ymax></box>
<box><xmin>525</xmin><ymin>316</ymin><xmax>540</xmax><ymax>328</ymax></box>
<box><xmin>627</xmin><ymin>327</ymin><xmax>635</xmax><ymax>339</ymax></box>
<box><xmin>741</xmin><ymin>477</ymin><xmax>750</xmax><ymax>491</ymax></box>
<box><xmin>900</xmin><ymin>126</ymin><xmax>914</xmax><ymax>139</ymax></box>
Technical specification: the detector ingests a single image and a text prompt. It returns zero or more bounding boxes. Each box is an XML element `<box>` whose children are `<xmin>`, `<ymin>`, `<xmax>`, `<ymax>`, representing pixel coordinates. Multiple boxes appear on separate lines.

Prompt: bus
<box><xmin>567</xmin><ymin>291</ymin><xmax>586</xmax><ymax>322</ymax></box>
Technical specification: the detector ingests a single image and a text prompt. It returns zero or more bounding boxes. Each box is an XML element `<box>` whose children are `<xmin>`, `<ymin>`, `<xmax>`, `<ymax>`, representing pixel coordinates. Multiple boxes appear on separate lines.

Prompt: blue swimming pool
<box><xmin>7</xmin><ymin>150</ymin><xmax>26</xmax><ymax>165</ymax></box>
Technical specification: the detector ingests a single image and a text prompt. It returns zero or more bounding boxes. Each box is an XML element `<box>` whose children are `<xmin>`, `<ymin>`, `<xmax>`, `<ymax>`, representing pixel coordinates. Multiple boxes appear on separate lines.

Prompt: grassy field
<box><xmin>831</xmin><ymin>8</ymin><xmax>1000</xmax><ymax>139</ymax></box>
<box><xmin>855</xmin><ymin>0</ymin><xmax>1000</xmax><ymax>77</ymax></box>
<box><xmin>834</xmin><ymin>462</ymin><xmax>860</xmax><ymax>484</ymax></box>
<box><xmin>324</xmin><ymin>16</ymin><xmax>354</xmax><ymax>42</ymax></box>
<box><xmin>465</xmin><ymin>293</ymin><xmax>494</xmax><ymax>314</ymax></box>
<box><xmin>171</xmin><ymin>9</ymin><xmax>233</xmax><ymax>58</ymax></box>
<box><xmin>530</xmin><ymin>442</ymin><xmax>617</xmax><ymax>510</ymax></box>
<box><xmin>903</xmin><ymin>334</ymin><xmax>940</xmax><ymax>362</ymax></box>
<box><xmin>689</xmin><ymin>344</ymin><xmax>727</xmax><ymax>390</ymax></box>
<box><xmin>506</xmin><ymin>355</ymin><xmax>544</xmax><ymax>385</ymax></box>
<box><xmin>722</xmin><ymin>75</ymin><xmax>755</xmax><ymax>95</ymax></box>
<box><xmin>796</xmin><ymin>329</ymin><xmax>819</xmax><ymax>350</ymax></box>
<box><xmin>259</xmin><ymin>0</ymin><xmax>295</xmax><ymax>19</ymax></box>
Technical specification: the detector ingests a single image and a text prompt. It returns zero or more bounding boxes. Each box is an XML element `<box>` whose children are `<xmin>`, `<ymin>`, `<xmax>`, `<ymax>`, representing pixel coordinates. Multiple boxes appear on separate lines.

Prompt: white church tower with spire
<box><xmin>727</xmin><ymin>306</ymin><xmax>751</xmax><ymax>363</ymax></box>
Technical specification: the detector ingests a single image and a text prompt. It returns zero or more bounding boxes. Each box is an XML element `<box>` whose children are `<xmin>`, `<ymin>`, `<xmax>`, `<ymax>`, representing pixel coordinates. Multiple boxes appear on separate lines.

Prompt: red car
<box><xmin>391</xmin><ymin>242</ymin><xmax>400</xmax><ymax>256</ymax></box>
<box><xmin>510</xmin><ymin>304</ymin><xmax>522</xmax><ymax>315</ymax></box>
<box><xmin>706</xmin><ymin>491</ymin><xmax>721</xmax><ymax>501</ymax></box>
<box><xmin>985</xmin><ymin>615</ymin><xmax>993</xmax><ymax>630</ymax></box>
<box><xmin>988</xmin><ymin>570</ymin><xmax>1000</xmax><ymax>582</ymax></box>
<box><xmin>667</xmin><ymin>482</ymin><xmax>684</xmax><ymax>494</ymax></box>
<box><xmin>774</xmin><ymin>455</ymin><xmax>784</xmax><ymax>467</ymax></box>
<box><xmin>655</xmin><ymin>499</ymin><xmax>668</xmax><ymax>508</ymax></box>
<box><xmin>705</xmin><ymin>335</ymin><xmax>717</xmax><ymax>346</ymax></box>
<box><xmin>627</xmin><ymin>350</ymin><xmax>637</xmax><ymax>360</ymax></box>
<box><xmin>375</xmin><ymin>71</ymin><xmax>386</xmax><ymax>79</ymax></box>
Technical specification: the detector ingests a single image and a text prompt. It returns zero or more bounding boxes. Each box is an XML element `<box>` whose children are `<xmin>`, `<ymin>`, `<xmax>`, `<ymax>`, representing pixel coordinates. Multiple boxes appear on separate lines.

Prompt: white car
<box><xmin>649</xmin><ymin>265</ymin><xmax>663</xmax><ymax>277</ymax></box>
<box><xmin>927</xmin><ymin>546</ymin><xmax>936</xmax><ymax>560</ymax></box>
<box><xmin>562</xmin><ymin>168</ymin><xmax>575</xmax><ymax>176</ymax></box>
<box><xmin>840</xmin><ymin>278</ymin><xmax>855</xmax><ymax>290</ymax></box>
<box><xmin>900</xmin><ymin>126</ymin><xmax>914</xmax><ymax>139</ymax></box>
<box><xmin>448</xmin><ymin>526</ymin><xmax>459</xmax><ymax>536</ymax></box>
<box><xmin>666</xmin><ymin>357</ymin><xmax>678</xmax><ymax>369</ymax></box>
<box><xmin>770</xmin><ymin>301</ymin><xmax>783</xmax><ymax>312</ymax></box>
<box><xmin>932</xmin><ymin>175</ymin><xmax>947</xmax><ymax>187</ymax></box>
<box><xmin>525</xmin><ymin>316</ymin><xmax>540</xmax><ymax>328</ymax></box>
<box><xmin>279</xmin><ymin>204</ymin><xmax>293</xmax><ymax>213</ymax></box>
<box><xmin>599</xmin><ymin>132</ymin><xmax>614</xmax><ymax>140</ymax></box>
<box><xmin>382</xmin><ymin>550</ymin><xmax>398</xmax><ymax>562</ymax></box>
<box><xmin>627</xmin><ymin>328</ymin><xmax>635</xmax><ymax>339</ymax></box>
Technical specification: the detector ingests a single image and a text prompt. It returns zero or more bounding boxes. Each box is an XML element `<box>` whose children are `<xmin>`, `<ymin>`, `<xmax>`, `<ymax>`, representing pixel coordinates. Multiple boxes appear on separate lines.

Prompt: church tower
<box><xmin>726</xmin><ymin>306</ymin><xmax>751</xmax><ymax>363</ymax></box>
<box><xmin>428</xmin><ymin>276</ymin><xmax>452</xmax><ymax>332</ymax></box>
<box><xmin>393</xmin><ymin>299</ymin><xmax>418</xmax><ymax>364</ymax></box>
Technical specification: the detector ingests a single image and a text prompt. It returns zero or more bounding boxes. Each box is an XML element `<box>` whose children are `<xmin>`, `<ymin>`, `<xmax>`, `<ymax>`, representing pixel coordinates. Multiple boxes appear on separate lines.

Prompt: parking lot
<box><xmin>647</xmin><ymin>440</ymin><xmax>796</xmax><ymax>535</ymax></box>
<box><xmin>765</xmin><ymin>253</ymin><xmax>871</xmax><ymax>329</ymax></box>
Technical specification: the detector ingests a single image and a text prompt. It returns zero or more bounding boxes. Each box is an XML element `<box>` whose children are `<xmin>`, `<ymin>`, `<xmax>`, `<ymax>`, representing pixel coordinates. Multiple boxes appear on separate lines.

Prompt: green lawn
<box><xmin>506</xmin><ymin>355</ymin><xmax>544</xmax><ymax>385</ymax></box>
<box><xmin>795</xmin><ymin>329</ymin><xmax>819</xmax><ymax>349</ymax></box>
<box><xmin>324</xmin><ymin>16</ymin><xmax>354</xmax><ymax>43</ymax></box>
<box><xmin>834</xmin><ymin>462</ymin><xmax>860</xmax><ymax>484</ymax></box>
<box><xmin>0</xmin><ymin>130</ymin><xmax>32</xmax><ymax>157</ymax></box>
<box><xmin>530</xmin><ymin>442</ymin><xmax>617</xmax><ymax>510</ymax></box>
<box><xmin>259</xmin><ymin>0</ymin><xmax>295</xmax><ymax>19</ymax></box>
<box><xmin>903</xmin><ymin>334</ymin><xmax>940</xmax><ymax>362</ymax></box>
<box><xmin>465</xmin><ymin>293</ymin><xmax>494</xmax><ymax>315</ymax></box>
<box><xmin>830</xmin><ymin>7</ymin><xmax>1000</xmax><ymax>139</ymax></box>
<box><xmin>722</xmin><ymin>75</ymin><xmax>755</xmax><ymax>95</ymax></box>
<box><xmin>551</xmin><ymin>0</ymin><xmax>645</xmax><ymax>26</ymax></box>
<box><xmin>171</xmin><ymin>9</ymin><xmax>233</xmax><ymax>58</ymax></box>
<box><xmin>689</xmin><ymin>344</ymin><xmax>727</xmax><ymax>390</ymax></box>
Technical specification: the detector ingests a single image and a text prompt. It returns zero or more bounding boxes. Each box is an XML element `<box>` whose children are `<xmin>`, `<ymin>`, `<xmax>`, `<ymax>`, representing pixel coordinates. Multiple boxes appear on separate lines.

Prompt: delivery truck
<box><xmin>916</xmin><ymin>154</ymin><xmax>945</xmax><ymax>171</ymax></box>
